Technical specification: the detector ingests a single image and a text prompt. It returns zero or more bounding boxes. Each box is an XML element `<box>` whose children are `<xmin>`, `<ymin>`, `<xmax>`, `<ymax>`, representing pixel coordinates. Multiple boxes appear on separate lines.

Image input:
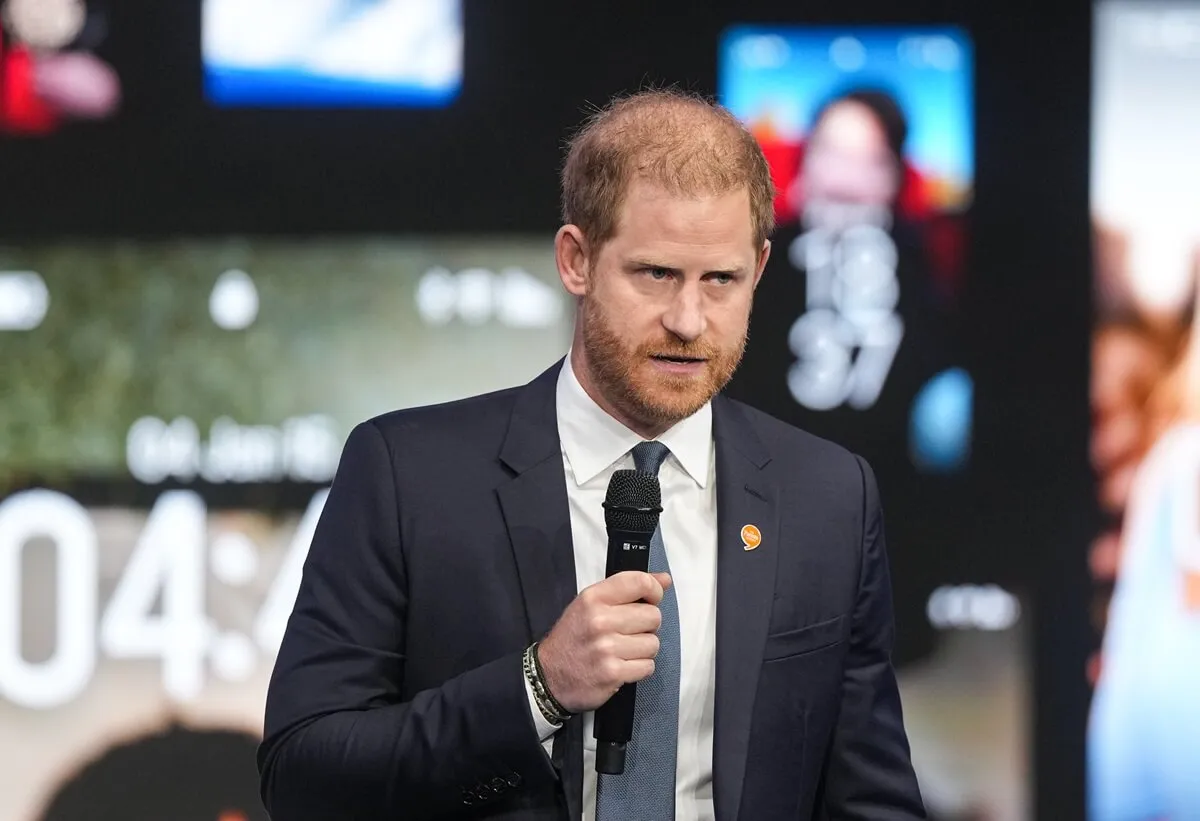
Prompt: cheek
<box><xmin>599</xmin><ymin>285</ymin><xmax>659</xmax><ymax>335</ymax></box>
<box><xmin>711</xmin><ymin>295</ymin><xmax>753</xmax><ymax>335</ymax></box>
<box><xmin>625</xmin><ymin>314</ymin><xmax>665</xmax><ymax>348</ymax></box>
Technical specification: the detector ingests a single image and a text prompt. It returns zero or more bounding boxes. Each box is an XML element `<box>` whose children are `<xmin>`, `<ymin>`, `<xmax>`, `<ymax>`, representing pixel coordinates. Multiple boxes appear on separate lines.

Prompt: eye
<box><xmin>644</xmin><ymin>267</ymin><xmax>672</xmax><ymax>280</ymax></box>
<box><xmin>709</xmin><ymin>273</ymin><xmax>735</xmax><ymax>285</ymax></box>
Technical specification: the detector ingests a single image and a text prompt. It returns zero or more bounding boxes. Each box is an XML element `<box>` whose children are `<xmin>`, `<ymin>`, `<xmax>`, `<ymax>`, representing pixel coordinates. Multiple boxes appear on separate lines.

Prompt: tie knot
<box><xmin>632</xmin><ymin>441</ymin><xmax>671</xmax><ymax>475</ymax></box>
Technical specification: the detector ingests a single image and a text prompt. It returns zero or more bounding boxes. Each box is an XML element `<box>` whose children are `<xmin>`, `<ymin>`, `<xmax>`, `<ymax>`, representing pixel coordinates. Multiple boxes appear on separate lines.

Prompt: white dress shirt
<box><xmin>524</xmin><ymin>356</ymin><xmax>719</xmax><ymax>821</ymax></box>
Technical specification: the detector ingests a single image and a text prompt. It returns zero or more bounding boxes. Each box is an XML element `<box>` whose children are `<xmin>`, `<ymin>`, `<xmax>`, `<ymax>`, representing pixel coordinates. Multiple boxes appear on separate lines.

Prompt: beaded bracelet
<box><xmin>523</xmin><ymin>642</ymin><xmax>571</xmax><ymax>725</ymax></box>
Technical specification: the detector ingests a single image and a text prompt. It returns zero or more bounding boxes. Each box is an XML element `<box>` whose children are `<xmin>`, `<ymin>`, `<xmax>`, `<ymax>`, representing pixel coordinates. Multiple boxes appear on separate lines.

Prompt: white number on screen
<box><xmin>0</xmin><ymin>490</ymin><xmax>97</xmax><ymax>710</ymax></box>
<box><xmin>0</xmin><ymin>488</ymin><xmax>329</xmax><ymax>710</ymax></box>
<box><xmin>787</xmin><ymin>308</ymin><xmax>856</xmax><ymax>410</ymax></box>
<box><xmin>787</xmin><ymin>225</ymin><xmax>904</xmax><ymax>411</ymax></box>
<box><xmin>99</xmin><ymin>491</ymin><xmax>209</xmax><ymax>701</ymax></box>
<box><xmin>846</xmin><ymin>314</ymin><xmax>905</xmax><ymax>409</ymax></box>
<box><xmin>252</xmin><ymin>489</ymin><xmax>329</xmax><ymax>656</ymax></box>
<box><xmin>788</xmin><ymin>310</ymin><xmax>904</xmax><ymax>411</ymax></box>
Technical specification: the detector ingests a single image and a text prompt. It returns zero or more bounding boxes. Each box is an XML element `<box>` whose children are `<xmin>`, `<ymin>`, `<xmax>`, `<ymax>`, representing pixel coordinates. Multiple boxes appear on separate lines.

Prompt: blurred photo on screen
<box><xmin>0</xmin><ymin>236</ymin><xmax>569</xmax><ymax>821</ymax></box>
<box><xmin>0</xmin><ymin>0</ymin><xmax>120</xmax><ymax>135</ymax></box>
<box><xmin>201</xmin><ymin>0</ymin><xmax>464</xmax><ymax>107</ymax></box>
<box><xmin>719</xmin><ymin>26</ymin><xmax>1029</xmax><ymax>821</ymax></box>
<box><xmin>718</xmin><ymin>25</ymin><xmax>973</xmax><ymax>467</ymax></box>
<box><xmin>1088</xmin><ymin>3</ymin><xmax>1200</xmax><ymax>819</ymax></box>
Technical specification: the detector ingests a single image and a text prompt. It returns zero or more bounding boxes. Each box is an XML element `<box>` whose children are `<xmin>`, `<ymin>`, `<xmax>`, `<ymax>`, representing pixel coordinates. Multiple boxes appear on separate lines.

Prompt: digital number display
<box><xmin>0</xmin><ymin>236</ymin><xmax>569</xmax><ymax>821</ymax></box>
<box><xmin>0</xmin><ymin>489</ymin><xmax>326</xmax><ymax>709</ymax></box>
<box><xmin>718</xmin><ymin>25</ymin><xmax>1029</xmax><ymax>821</ymax></box>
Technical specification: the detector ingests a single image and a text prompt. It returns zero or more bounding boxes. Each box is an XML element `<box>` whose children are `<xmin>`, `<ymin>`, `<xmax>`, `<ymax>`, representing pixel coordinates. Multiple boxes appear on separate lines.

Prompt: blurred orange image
<box><xmin>1088</xmin><ymin>220</ymin><xmax>1200</xmax><ymax>660</ymax></box>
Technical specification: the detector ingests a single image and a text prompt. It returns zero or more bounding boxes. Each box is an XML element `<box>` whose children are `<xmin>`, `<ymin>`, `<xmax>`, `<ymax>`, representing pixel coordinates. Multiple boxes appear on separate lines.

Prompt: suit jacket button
<box><xmin>461</xmin><ymin>788</ymin><xmax>477</xmax><ymax>806</ymax></box>
<box><xmin>489</xmin><ymin>776</ymin><xmax>508</xmax><ymax>793</ymax></box>
<box><xmin>506</xmin><ymin>772</ymin><xmax>522</xmax><ymax>788</ymax></box>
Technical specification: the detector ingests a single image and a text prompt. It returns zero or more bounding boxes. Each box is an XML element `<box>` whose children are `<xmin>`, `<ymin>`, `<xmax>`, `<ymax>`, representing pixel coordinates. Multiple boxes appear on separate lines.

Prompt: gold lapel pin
<box><xmin>741</xmin><ymin>524</ymin><xmax>762</xmax><ymax>551</ymax></box>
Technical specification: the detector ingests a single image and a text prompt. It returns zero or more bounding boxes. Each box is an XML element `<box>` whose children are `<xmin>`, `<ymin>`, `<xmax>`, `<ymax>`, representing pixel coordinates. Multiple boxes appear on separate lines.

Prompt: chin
<box><xmin>630</xmin><ymin>381</ymin><xmax>715</xmax><ymax>425</ymax></box>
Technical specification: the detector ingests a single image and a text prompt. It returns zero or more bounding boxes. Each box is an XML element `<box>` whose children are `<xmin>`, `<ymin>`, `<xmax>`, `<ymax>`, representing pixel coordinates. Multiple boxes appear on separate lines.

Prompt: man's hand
<box><xmin>537</xmin><ymin>571</ymin><xmax>671</xmax><ymax>714</ymax></box>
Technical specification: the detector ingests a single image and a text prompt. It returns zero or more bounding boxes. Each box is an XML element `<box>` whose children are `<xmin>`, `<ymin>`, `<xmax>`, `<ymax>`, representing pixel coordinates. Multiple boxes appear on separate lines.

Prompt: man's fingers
<box><xmin>612</xmin><ymin>602</ymin><xmax>663</xmax><ymax>635</ymax></box>
<box><xmin>594</xmin><ymin>571</ymin><xmax>666</xmax><ymax>604</ymax></box>
<box><xmin>612</xmin><ymin>632</ymin><xmax>661</xmax><ymax>661</ymax></box>
<box><xmin>620</xmin><ymin>658</ymin><xmax>656</xmax><ymax>684</ymax></box>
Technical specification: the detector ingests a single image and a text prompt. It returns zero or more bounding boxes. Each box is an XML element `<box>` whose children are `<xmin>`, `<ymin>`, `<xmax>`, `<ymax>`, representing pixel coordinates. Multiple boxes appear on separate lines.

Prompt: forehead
<box><xmin>606</xmin><ymin>178</ymin><xmax>757</xmax><ymax>260</ymax></box>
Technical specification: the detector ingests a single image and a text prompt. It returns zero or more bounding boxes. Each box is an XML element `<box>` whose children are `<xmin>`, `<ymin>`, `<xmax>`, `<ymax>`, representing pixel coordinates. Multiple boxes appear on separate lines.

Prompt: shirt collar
<box><xmin>556</xmin><ymin>352</ymin><xmax>713</xmax><ymax>488</ymax></box>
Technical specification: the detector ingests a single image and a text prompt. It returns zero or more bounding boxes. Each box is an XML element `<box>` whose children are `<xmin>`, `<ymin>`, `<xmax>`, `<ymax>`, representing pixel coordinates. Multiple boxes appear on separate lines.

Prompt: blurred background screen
<box><xmin>718</xmin><ymin>26</ymin><xmax>1028</xmax><ymax>821</ymax></box>
<box><xmin>0</xmin><ymin>238</ymin><xmax>568</xmax><ymax>821</ymax></box>
<box><xmin>201</xmin><ymin>0</ymin><xmax>464</xmax><ymax>107</ymax></box>
<box><xmin>0</xmin><ymin>1</ymin><xmax>1098</xmax><ymax>820</ymax></box>
<box><xmin>0</xmin><ymin>238</ymin><xmax>565</xmax><ymax>486</ymax></box>
<box><xmin>1088</xmin><ymin>2</ymin><xmax>1200</xmax><ymax>819</ymax></box>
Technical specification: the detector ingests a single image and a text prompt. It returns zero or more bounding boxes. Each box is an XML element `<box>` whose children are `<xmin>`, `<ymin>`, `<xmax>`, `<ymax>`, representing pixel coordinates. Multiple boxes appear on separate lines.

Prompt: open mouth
<box><xmin>652</xmin><ymin>355</ymin><xmax>706</xmax><ymax>365</ymax></box>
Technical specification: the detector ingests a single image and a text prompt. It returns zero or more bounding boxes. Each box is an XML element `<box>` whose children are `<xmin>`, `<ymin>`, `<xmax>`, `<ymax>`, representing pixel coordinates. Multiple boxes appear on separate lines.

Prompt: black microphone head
<box><xmin>603</xmin><ymin>469</ymin><xmax>662</xmax><ymax>533</ymax></box>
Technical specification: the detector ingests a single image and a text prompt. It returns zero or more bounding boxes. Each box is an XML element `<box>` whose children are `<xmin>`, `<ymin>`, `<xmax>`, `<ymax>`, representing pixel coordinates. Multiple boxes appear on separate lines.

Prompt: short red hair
<box><xmin>561</xmin><ymin>89</ymin><xmax>776</xmax><ymax>254</ymax></box>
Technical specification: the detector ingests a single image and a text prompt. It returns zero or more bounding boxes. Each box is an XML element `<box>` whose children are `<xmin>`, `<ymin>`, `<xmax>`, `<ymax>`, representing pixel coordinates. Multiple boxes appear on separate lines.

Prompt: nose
<box><xmin>661</xmin><ymin>281</ymin><xmax>705</xmax><ymax>343</ymax></box>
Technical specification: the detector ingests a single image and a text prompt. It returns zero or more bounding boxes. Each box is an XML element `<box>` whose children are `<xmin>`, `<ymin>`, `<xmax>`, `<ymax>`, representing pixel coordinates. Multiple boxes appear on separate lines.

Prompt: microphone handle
<box><xmin>593</xmin><ymin>526</ymin><xmax>655</xmax><ymax>775</ymax></box>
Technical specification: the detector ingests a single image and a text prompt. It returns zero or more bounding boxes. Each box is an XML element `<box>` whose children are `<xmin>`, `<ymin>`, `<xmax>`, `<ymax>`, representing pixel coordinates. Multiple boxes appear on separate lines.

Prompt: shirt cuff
<box><xmin>524</xmin><ymin>670</ymin><xmax>563</xmax><ymax>742</ymax></box>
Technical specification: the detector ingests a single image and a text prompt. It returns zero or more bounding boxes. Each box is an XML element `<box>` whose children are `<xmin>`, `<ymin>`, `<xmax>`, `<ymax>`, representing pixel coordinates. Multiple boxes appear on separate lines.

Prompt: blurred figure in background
<box><xmin>1088</xmin><ymin>222</ymin><xmax>1199</xmax><ymax>633</ymax></box>
<box><xmin>37</xmin><ymin>724</ymin><xmax>267</xmax><ymax>821</ymax></box>
<box><xmin>790</xmin><ymin>88</ymin><xmax>909</xmax><ymax>230</ymax></box>
<box><xmin>1089</xmin><ymin>226</ymin><xmax>1200</xmax><ymax>820</ymax></box>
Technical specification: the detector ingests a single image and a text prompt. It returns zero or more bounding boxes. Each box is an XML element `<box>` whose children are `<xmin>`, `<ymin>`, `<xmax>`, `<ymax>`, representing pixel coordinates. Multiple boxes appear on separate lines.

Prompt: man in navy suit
<box><xmin>258</xmin><ymin>89</ymin><xmax>925</xmax><ymax>821</ymax></box>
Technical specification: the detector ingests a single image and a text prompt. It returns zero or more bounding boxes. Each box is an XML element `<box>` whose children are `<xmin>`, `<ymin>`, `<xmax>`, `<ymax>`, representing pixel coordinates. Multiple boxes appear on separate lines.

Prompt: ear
<box><xmin>752</xmin><ymin>239</ymin><xmax>772</xmax><ymax>290</ymax></box>
<box><xmin>555</xmin><ymin>225</ymin><xmax>590</xmax><ymax>297</ymax></box>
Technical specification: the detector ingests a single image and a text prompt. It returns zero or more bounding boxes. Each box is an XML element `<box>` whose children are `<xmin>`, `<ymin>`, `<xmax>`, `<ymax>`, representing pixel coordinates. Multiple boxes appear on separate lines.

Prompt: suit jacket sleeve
<box><xmin>821</xmin><ymin>455</ymin><xmax>927</xmax><ymax>820</ymax></box>
<box><xmin>257</xmin><ymin>421</ymin><xmax>558</xmax><ymax>820</ymax></box>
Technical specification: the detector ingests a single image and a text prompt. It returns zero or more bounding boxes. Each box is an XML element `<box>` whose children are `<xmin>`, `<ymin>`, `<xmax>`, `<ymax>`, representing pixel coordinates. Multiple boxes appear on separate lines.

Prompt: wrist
<box><xmin>523</xmin><ymin>642</ymin><xmax>571</xmax><ymax>725</ymax></box>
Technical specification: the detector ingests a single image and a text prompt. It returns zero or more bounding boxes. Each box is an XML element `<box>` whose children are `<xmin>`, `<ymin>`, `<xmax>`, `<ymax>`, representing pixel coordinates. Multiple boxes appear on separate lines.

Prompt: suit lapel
<box><xmin>494</xmin><ymin>358</ymin><xmax>584</xmax><ymax>820</ymax></box>
<box><xmin>711</xmin><ymin>396</ymin><xmax>779</xmax><ymax>821</ymax></box>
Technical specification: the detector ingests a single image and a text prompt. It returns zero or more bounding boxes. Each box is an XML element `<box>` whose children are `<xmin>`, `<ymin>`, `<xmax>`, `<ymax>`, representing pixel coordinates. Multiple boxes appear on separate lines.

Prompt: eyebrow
<box><xmin>627</xmin><ymin>260</ymin><xmax>747</xmax><ymax>277</ymax></box>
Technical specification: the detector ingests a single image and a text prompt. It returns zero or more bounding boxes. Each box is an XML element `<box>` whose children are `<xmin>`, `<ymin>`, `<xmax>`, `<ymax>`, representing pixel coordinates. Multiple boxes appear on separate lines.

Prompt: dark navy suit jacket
<box><xmin>258</xmin><ymin>359</ymin><xmax>926</xmax><ymax>820</ymax></box>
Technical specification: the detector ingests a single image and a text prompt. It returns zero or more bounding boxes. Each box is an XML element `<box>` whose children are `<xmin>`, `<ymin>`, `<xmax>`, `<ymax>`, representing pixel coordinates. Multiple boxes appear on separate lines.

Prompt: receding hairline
<box><xmin>560</xmin><ymin>88</ymin><xmax>777</xmax><ymax>252</ymax></box>
<box><xmin>579</xmin><ymin>88</ymin><xmax>738</xmax><ymax>133</ymax></box>
<box><xmin>573</xmin><ymin>90</ymin><xmax>756</xmax><ymax>183</ymax></box>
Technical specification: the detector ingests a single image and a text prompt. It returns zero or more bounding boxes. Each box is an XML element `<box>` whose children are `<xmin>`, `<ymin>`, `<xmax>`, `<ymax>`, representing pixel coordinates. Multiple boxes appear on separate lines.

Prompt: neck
<box><xmin>568</xmin><ymin>345</ymin><xmax>671</xmax><ymax>441</ymax></box>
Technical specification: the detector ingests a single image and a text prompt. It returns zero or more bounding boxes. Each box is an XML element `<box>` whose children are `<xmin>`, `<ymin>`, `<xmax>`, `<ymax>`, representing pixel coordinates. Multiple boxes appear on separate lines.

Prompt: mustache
<box><xmin>638</xmin><ymin>339</ymin><xmax>720</xmax><ymax>360</ymax></box>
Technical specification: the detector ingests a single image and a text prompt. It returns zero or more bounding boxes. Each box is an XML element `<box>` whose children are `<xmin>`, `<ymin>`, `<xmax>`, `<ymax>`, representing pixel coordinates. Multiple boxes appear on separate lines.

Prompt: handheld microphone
<box><xmin>593</xmin><ymin>468</ymin><xmax>663</xmax><ymax>775</ymax></box>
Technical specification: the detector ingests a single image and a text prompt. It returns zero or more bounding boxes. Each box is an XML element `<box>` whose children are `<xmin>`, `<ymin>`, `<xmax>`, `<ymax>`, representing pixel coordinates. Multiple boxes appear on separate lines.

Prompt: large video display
<box><xmin>720</xmin><ymin>25</ymin><xmax>1028</xmax><ymax>821</ymax></box>
<box><xmin>0</xmin><ymin>237</ymin><xmax>569</xmax><ymax>821</ymax></box>
<box><xmin>0</xmin><ymin>6</ymin><xmax>1087</xmax><ymax>818</ymax></box>
<box><xmin>1088</xmin><ymin>3</ymin><xmax>1200</xmax><ymax>819</ymax></box>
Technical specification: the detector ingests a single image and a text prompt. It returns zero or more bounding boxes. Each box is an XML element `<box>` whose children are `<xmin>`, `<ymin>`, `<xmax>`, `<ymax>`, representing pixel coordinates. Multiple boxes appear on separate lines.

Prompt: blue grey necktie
<box><xmin>595</xmin><ymin>440</ymin><xmax>680</xmax><ymax>820</ymax></box>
